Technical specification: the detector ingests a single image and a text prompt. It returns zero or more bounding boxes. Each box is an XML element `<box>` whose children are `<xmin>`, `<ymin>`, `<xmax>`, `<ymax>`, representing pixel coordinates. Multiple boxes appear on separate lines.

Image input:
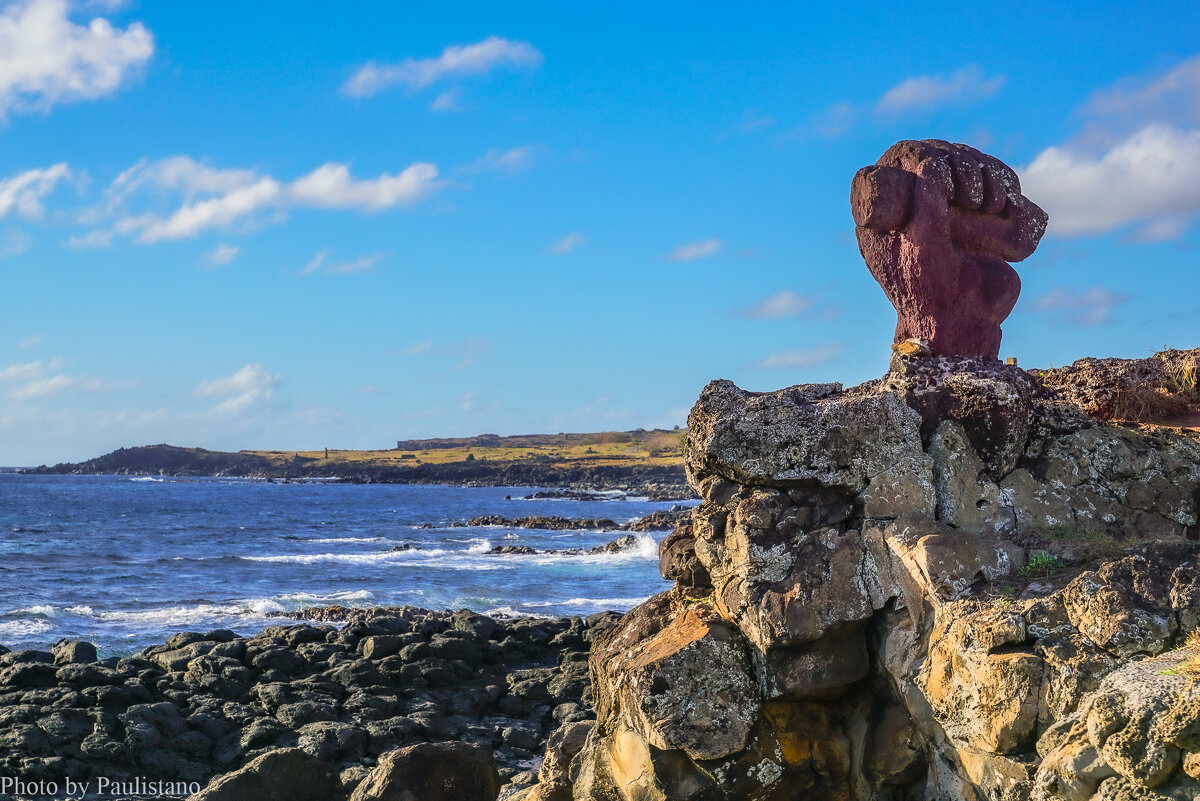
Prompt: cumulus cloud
<box><xmin>1031</xmin><ymin>286</ymin><xmax>1130</xmax><ymax>326</ymax></box>
<box><xmin>0</xmin><ymin>0</ymin><xmax>153</xmax><ymax>118</ymax></box>
<box><xmin>1021</xmin><ymin>125</ymin><xmax>1200</xmax><ymax>239</ymax></box>
<box><xmin>666</xmin><ymin>238</ymin><xmax>722</xmax><ymax>262</ymax></box>
<box><xmin>203</xmin><ymin>243</ymin><xmax>239</xmax><ymax>266</ymax></box>
<box><xmin>0</xmin><ymin>163</ymin><xmax>71</xmax><ymax>218</ymax></box>
<box><xmin>301</xmin><ymin>248</ymin><xmax>385</xmax><ymax>275</ymax></box>
<box><xmin>876</xmin><ymin>66</ymin><xmax>1005</xmax><ymax>116</ymax></box>
<box><xmin>1016</xmin><ymin>54</ymin><xmax>1200</xmax><ymax>241</ymax></box>
<box><xmin>93</xmin><ymin>158</ymin><xmax>441</xmax><ymax>243</ymax></box>
<box><xmin>749</xmin><ymin>342</ymin><xmax>846</xmax><ymax>370</ymax></box>
<box><xmin>550</xmin><ymin>232</ymin><xmax>586</xmax><ymax>255</ymax></box>
<box><xmin>343</xmin><ymin>36</ymin><xmax>542</xmax><ymax>97</ymax></box>
<box><xmin>742</xmin><ymin>290</ymin><xmax>818</xmax><ymax>319</ymax></box>
<box><xmin>195</xmin><ymin>364</ymin><xmax>279</xmax><ymax>415</ymax></box>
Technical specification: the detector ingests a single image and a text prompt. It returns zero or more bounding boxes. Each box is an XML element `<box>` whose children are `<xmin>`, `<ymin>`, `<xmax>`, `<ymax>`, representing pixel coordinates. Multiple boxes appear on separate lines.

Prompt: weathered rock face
<box><xmin>521</xmin><ymin>353</ymin><xmax>1200</xmax><ymax>801</ymax></box>
<box><xmin>1032</xmin><ymin>348</ymin><xmax>1199</xmax><ymax>424</ymax></box>
<box><xmin>852</xmin><ymin>140</ymin><xmax>1049</xmax><ymax>359</ymax></box>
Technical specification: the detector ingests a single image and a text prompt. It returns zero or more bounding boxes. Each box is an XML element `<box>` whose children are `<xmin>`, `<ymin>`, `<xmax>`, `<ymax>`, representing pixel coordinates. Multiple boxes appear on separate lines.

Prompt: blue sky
<box><xmin>1</xmin><ymin>0</ymin><xmax>1198</xmax><ymax>465</ymax></box>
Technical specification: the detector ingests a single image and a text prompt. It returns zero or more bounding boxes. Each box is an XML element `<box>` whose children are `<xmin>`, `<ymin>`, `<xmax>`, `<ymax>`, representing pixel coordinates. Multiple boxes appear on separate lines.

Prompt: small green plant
<box><xmin>1021</xmin><ymin>551</ymin><xmax>1066</xmax><ymax>578</ymax></box>
<box><xmin>1041</xmin><ymin>523</ymin><xmax>1122</xmax><ymax>560</ymax></box>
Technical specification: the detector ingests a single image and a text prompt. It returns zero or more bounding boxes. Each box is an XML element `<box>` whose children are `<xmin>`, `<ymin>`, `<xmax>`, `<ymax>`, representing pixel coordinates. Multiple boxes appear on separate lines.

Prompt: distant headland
<box><xmin>21</xmin><ymin>429</ymin><xmax>691</xmax><ymax>500</ymax></box>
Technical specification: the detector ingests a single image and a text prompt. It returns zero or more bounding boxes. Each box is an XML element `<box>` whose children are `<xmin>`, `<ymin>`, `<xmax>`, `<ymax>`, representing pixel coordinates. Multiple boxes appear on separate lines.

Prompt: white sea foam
<box><xmin>304</xmin><ymin>536</ymin><xmax>386</xmax><ymax>544</ymax></box>
<box><xmin>128</xmin><ymin>477</ymin><xmax>164</xmax><ymax>482</ymax></box>
<box><xmin>466</xmin><ymin>539</ymin><xmax>491</xmax><ymax>553</ymax></box>
<box><xmin>524</xmin><ymin>596</ymin><xmax>650</xmax><ymax>609</ymax></box>
<box><xmin>0</xmin><ymin>618</ymin><xmax>52</xmax><ymax>637</ymax></box>
<box><xmin>12</xmin><ymin>605</ymin><xmax>56</xmax><ymax>617</ymax></box>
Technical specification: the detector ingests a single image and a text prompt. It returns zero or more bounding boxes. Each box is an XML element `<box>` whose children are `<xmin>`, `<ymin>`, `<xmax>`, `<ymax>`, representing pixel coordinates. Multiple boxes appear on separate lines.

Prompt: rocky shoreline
<box><xmin>0</xmin><ymin>607</ymin><xmax>613</xmax><ymax>800</ymax></box>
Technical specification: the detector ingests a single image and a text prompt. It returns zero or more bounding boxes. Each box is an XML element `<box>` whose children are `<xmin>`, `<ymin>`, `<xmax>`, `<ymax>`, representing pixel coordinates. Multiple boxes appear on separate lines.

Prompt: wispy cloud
<box><xmin>459</xmin><ymin>145</ymin><xmax>540</xmax><ymax>175</ymax></box>
<box><xmin>797</xmin><ymin>65</ymin><xmax>1004</xmax><ymax>139</ymax></box>
<box><xmin>16</xmin><ymin>334</ymin><xmax>43</xmax><ymax>351</ymax></box>
<box><xmin>430</xmin><ymin>88</ymin><xmax>461</xmax><ymax>112</ymax></box>
<box><xmin>1030</xmin><ymin>286</ymin><xmax>1130</xmax><ymax>326</ymax></box>
<box><xmin>401</xmin><ymin>337</ymin><xmax>492</xmax><ymax>370</ymax></box>
<box><xmin>742</xmin><ymin>290</ymin><xmax>817</xmax><ymax>319</ymax></box>
<box><xmin>9</xmin><ymin>374</ymin><xmax>105</xmax><ymax>400</ymax></box>
<box><xmin>301</xmin><ymin>248</ymin><xmax>386</xmax><ymax>275</ymax></box>
<box><xmin>1083</xmin><ymin>53</ymin><xmax>1200</xmax><ymax>130</ymax></box>
<box><xmin>202</xmin><ymin>243</ymin><xmax>239</xmax><ymax>266</ymax></box>
<box><xmin>0</xmin><ymin>0</ymin><xmax>153</xmax><ymax>119</ymax></box>
<box><xmin>0</xmin><ymin>228</ymin><xmax>32</xmax><ymax>258</ymax></box>
<box><xmin>0</xmin><ymin>164</ymin><xmax>71</xmax><ymax>219</ymax></box>
<box><xmin>343</xmin><ymin>36</ymin><xmax>542</xmax><ymax>98</ymax></box>
<box><xmin>0</xmin><ymin>357</ymin><xmax>105</xmax><ymax>400</ymax></box>
<box><xmin>550</xmin><ymin>232</ymin><xmax>586</xmax><ymax>255</ymax></box>
<box><xmin>875</xmin><ymin>66</ymin><xmax>1005</xmax><ymax>116</ymax></box>
<box><xmin>195</xmin><ymin>364</ymin><xmax>280</xmax><ymax>416</ymax></box>
<box><xmin>666</xmin><ymin>238</ymin><xmax>722</xmax><ymax>262</ymax></box>
<box><xmin>748</xmin><ymin>342</ymin><xmax>845</xmax><ymax>370</ymax></box>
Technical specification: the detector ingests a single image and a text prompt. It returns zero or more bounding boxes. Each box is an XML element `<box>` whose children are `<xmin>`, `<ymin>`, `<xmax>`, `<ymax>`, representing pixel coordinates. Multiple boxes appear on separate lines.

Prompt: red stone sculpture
<box><xmin>851</xmin><ymin>140</ymin><xmax>1048</xmax><ymax>360</ymax></box>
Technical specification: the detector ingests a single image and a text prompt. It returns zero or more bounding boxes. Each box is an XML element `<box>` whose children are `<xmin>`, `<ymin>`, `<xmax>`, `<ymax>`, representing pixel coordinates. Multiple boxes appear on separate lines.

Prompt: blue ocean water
<box><xmin>0</xmin><ymin>475</ymin><xmax>687</xmax><ymax>657</ymax></box>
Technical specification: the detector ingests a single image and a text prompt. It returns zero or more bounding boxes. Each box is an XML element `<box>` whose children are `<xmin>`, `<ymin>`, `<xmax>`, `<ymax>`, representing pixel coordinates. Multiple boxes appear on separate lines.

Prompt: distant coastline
<box><xmin>21</xmin><ymin>429</ymin><xmax>692</xmax><ymax>500</ymax></box>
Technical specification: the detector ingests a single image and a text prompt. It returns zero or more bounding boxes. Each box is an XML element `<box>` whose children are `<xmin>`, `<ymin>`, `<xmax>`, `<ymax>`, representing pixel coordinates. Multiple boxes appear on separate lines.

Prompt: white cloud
<box><xmin>550</xmin><ymin>232</ymin><xmax>586</xmax><ymax>255</ymax></box>
<box><xmin>1020</xmin><ymin>124</ymin><xmax>1200</xmax><ymax>238</ymax></box>
<box><xmin>1031</xmin><ymin>286</ymin><xmax>1130</xmax><ymax>326</ymax></box>
<box><xmin>301</xmin><ymin>248</ymin><xmax>385</xmax><ymax>275</ymax></box>
<box><xmin>876</xmin><ymin>66</ymin><xmax>1005</xmax><ymax>116</ymax></box>
<box><xmin>343</xmin><ymin>36</ymin><xmax>542</xmax><ymax>97</ymax></box>
<box><xmin>0</xmin><ymin>228</ymin><xmax>32</xmax><ymax>257</ymax></box>
<box><xmin>0</xmin><ymin>0</ymin><xmax>152</xmax><ymax>118</ymax></box>
<box><xmin>0</xmin><ymin>163</ymin><xmax>71</xmax><ymax>219</ymax></box>
<box><xmin>666</xmin><ymin>238</ymin><xmax>722</xmax><ymax>262</ymax></box>
<box><xmin>403</xmin><ymin>340</ymin><xmax>433</xmax><ymax>355</ymax></box>
<box><xmin>743</xmin><ymin>290</ymin><xmax>817</xmax><ymax>319</ymax></box>
<box><xmin>749</xmin><ymin>342</ymin><xmax>846</xmax><ymax>370</ymax></box>
<box><xmin>134</xmin><ymin>177</ymin><xmax>281</xmax><ymax>243</ymax></box>
<box><xmin>288</xmin><ymin>162</ymin><xmax>439</xmax><ymax>210</ymax></box>
<box><xmin>16</xmin><ymin>333</ymin><xmax>43</xmax><ymax>350</ymax></box>
<box><xmin>203</xmin><ymin>243</ymin><xmax>239</xmax><ymax>266</ymax></box>
<box><xmin>195</xmin><ymin>364</ymin><xmax>279</xmax><ymax>416</ymax></box>
<box><xmin>103</xmin><ymin>159</ymin><xmax>441</xmax><ymax>242</ymax></box>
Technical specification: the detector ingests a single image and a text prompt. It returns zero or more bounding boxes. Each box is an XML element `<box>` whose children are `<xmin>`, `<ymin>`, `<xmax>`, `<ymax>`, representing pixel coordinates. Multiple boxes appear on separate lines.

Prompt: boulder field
<box><xmin>0</xmin><ymin>608</ymin><xmax>617</xmax><ymax>801</ymax></box>
<box><xmin>511</xmin><ymin>351</ymin><xmax>1200</xmax><ymax>801</ymax></box>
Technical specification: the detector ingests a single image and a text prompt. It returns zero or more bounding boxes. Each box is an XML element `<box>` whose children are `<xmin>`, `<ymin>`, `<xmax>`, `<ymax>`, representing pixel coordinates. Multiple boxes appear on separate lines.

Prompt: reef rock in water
<box><xmin>512</xmin><ymin>351</ymin><xmax>1200</xmax><ymax>801</ymax></box>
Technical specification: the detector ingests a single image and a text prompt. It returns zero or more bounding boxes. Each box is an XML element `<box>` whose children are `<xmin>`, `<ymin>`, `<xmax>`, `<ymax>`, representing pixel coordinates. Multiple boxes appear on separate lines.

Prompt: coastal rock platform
<box><xmin>512</xmin><ymin>351</ymin><xmax>1200</xmax><ymax>801</ymax></box>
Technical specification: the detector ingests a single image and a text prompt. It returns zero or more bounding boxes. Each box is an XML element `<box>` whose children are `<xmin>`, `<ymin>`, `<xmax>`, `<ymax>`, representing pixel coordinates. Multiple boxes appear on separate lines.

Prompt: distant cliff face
<box><xmin>511</xmin><ymin>352</ymin><xmax>1200</xmax><ymax>801</ymax></box>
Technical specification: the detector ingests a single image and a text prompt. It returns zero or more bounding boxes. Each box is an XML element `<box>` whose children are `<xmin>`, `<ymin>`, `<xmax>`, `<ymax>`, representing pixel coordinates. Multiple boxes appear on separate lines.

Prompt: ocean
<box><xmin>0</xmin><ymin>474</ymin><xmax>688</xmax><ymax>657</ymax></box>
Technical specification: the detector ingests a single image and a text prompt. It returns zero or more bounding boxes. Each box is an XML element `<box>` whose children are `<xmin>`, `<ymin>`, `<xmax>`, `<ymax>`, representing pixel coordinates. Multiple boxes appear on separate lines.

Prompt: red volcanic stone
<box><xmin>851</xmin><ymin>140</ymin><xmax>1048</xmax><ymax>360</ymax></box>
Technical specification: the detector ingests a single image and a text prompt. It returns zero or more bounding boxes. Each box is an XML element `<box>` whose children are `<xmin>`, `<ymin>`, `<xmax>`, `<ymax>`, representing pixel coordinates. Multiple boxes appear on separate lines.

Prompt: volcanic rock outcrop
<box><xmin>510</xmin><ymin>353</ymin><xmax>1200</xmax><ymax>801</ymax></box>
<box><xmin>852</xmin><ymin>140</ymin><xmax>1049</xmax><ymax>359</ymax></box>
